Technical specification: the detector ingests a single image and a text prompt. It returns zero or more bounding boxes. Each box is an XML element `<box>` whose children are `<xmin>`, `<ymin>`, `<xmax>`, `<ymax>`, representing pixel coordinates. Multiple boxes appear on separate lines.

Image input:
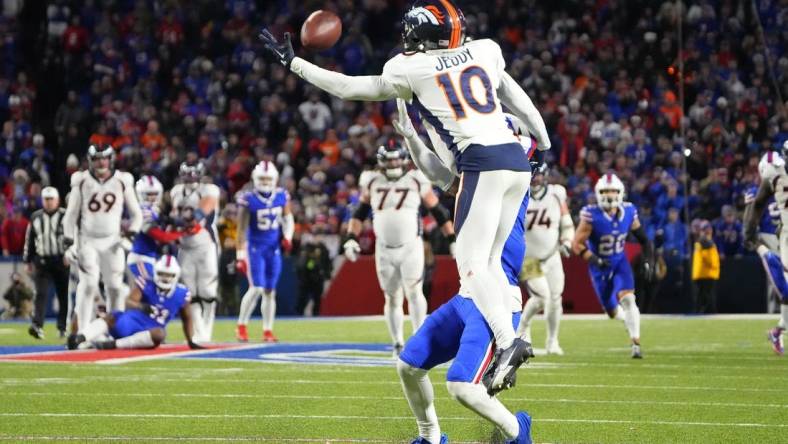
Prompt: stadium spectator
<box><xmin>1</xmin><ymin>272</ymin><xmax>33</xmax><ymax>320</ymax></box>
<box><xmin>296</xmin><ymin>227</ymin><xmax>332</xmax><ymax>317</ymax></box>
<box><xmin>692</xmin><ymin>220</ymin><xmax>720</xmax><ymax>314</ymax></box>
<box><xmin>1</xmin><ymin>203</ymin><xmax>27</xmax><ymax>256</ymax></box>
<box><xmin>713</xmin><ymin>205</ymin><xmax>744</xmax><ymax>259</ymax></box>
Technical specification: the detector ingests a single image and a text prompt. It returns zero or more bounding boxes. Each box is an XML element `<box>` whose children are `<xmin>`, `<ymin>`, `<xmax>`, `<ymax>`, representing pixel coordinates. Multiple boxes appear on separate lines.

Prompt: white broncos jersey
<box><xmin>170</xmin><ymin>182</ymin><xmax>221</xmax><ymax>249</ymax></box>
<box><xmin>64</xmin><ymin>169</ymin><xmax>140</xmax><ymax>239</ymax></box>
<box><xmin>382</xmin><ymin>39</ymin><xmax>520</xmax><ymax>156</ymax></box>
<box><xmin>360</xmin><ymin>169</ymin><xmax>431</xmax><ymax>247</ymax></box>
<box><xmin>525</xmin><ymin>184</ymin><xmax>567</xmax><ymax>261</ymax></box>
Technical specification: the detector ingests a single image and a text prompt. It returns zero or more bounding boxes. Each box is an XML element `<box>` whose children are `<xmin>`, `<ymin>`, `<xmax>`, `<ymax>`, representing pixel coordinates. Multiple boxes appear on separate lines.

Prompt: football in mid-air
<box><xmin>300</xmin><ymin>10</ymin><xmax>342</xmax><ymax>51</ymax></box>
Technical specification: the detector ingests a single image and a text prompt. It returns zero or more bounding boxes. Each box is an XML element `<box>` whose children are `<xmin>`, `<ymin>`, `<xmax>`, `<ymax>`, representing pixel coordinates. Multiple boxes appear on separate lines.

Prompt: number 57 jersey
<box><xmin>580</xmin><ymin>202</ymin><xmax>639</xmax><ymax>265</ymax></box>
<box><xmin>360</xmin><ymin>169</ymin><xmax>431</xmax><ymax>247</ymax></box>
<box><xmin>236</xmin><ymin>188</ymin><xmax>289</xmax><ymax>248</ymax></box>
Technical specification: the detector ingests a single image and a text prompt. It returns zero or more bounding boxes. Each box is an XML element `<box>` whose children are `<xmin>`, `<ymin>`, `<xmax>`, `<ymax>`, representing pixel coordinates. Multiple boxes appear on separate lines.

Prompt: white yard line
<box><xmin>0</xmin><ymin>412</ymin><xmax>786</xmax><ymax>429</ymax></box>
<box><xmin>4</xmin><ymin>391</ymin><xmax>787</xmax><ymax>409</ymax></box>
<box><xmin>1</xmin><ymin>376</ymin><xmax>784</xmax><ymax>392</ymax></box>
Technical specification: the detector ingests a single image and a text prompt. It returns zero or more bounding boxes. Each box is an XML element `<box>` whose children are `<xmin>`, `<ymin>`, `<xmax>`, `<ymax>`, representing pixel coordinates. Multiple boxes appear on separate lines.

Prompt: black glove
<box><xmin>743</xmin><ymin>228</ymin><xmax>759</xmax><ymax>251</ymax></box>
<box><xmin>589</xmin><ymin>254</ymin><xmax>611</xmax><ymax>269</ymax></box>
<box><xmin>259</xmin><ymin>28</ymin><xmax>295</xmax><ymax>68</ymax></box>
<box><xmin>642</xmin><ymin>255</ymin><xmax>656</xmax><ymax>282</ymax></box>
<box><xmin>139</xmin><ymin>303</ymin><xmax>154</xmax><ymax>316</ymax></box>
<box><xmin>63</xmin><ymin>237</ymin><xmax>74</xmax><ymax>248</ymax></box>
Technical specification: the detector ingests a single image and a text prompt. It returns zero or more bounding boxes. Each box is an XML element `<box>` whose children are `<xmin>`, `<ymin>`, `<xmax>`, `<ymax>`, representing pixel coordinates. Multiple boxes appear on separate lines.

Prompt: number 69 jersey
<box><xmin>236</xmin><ymin>188</ymin><xmax>289</xmax><ymax>247</ymax></box>
<box><xmin>580</xmin><ymin>202</ymin><xmax>639</xmax><ymax>263</ymax></box>
<box><xmin>359</xmin><ymin>169</ymin><xmax>432</xmax><ymax>247</ymax></box>
<box><xmin>67</xmin><ymin>169</ymin><xmax>137</xmax><ymax>238</ymax></box>
<box><xmin>525</xmin><ymin>184</ymin><xmax>567</xmax><ymax>261</ymax></box>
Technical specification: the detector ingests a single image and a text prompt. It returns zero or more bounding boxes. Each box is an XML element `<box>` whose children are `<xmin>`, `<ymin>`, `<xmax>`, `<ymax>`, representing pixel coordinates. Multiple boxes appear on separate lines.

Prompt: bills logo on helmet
<box><xmin>407</xmin><ymin>6</ymin><xmax>443</xmax><ymax>26</ymax></box>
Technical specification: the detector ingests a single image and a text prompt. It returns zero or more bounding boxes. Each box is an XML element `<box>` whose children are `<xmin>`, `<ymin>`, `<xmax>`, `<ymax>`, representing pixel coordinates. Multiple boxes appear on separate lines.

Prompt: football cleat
<box><xmin>392</xmin><ymin>343</ymin><xmax>404</xmax><ymax>358</ymax></box>
<box><xmin>410</xmin><ymin>434</ymin><xmax>448</xmax><ymax>444</ymax></box>
<box><xmin>263</xmin><ymin>330</ymin><xmax>278</xmax><ymax>343</ymax></box>
<box><xmin>505</xmin><ymin>411</ymin><xmax>532</xmax><ymax>444</ymax></box>
<box><xmin>28</xmin><ymin>325</ymin><xmax>44</xmax><ymax>340</ymax></box>
<box><xmin>767</xmin><ymin>328</ymin><xmax>784</xmax><ymax>355</ymax></box>
<box><xmin>66</xmin><ymin>333</ymin><xmax>85</xmax><ymax>350</ymax></box>
<box><xmin>631</xmin><ymin>344</ymin><xmax>643</xmax><ymax>359</ymax></box>
<box><xmin>236</xmin><ymin>325</ymin><xmax>249</xmax><ymax>342</ymax></box>
<box><xmin>482</xmin><ymin>338</ymin><xmax>534</xmax><ymax>396</ymax></box>
<box><xmin>545</xmin><ymin>341</ymin><xmax>564</xmax><ymax>356</ymax></box>
<box><xmin>94</xmin><ymin>339</ymin><xmax>117</xmax><ymax>350</ymax></box>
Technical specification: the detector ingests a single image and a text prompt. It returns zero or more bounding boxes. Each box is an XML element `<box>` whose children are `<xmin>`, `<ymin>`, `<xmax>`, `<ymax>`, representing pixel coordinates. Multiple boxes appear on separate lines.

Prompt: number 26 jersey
<box><xmin>580</xmin><ymin>202</ymin><xmax>639</xmax><ymax>263</ymax></box>
<box><xmin>359</xmin><ymin>169</ymin><xmax>431</xmax><ymax>247</ymax></box>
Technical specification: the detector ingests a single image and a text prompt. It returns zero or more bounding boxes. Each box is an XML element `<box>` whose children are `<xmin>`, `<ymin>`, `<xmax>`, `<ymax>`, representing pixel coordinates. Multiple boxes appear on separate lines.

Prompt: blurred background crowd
<box><xmin>0</xmin><ymin>0</ymin><xmax>785</xmax><ymax>313</ymax></box>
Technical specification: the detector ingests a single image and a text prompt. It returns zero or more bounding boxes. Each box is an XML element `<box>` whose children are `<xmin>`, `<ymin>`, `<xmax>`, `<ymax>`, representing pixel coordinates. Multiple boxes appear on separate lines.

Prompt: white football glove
<box><xmin>64</xmin><ymin>246</ymin><xmax>79</xmax><ymax>266</ymax></box>
<box><xmin>449</xmin><ymin>242</ymin><xmax>456</xmax><ymax>258</ymax></box>
<box><xmin>343</xmin><ymin>238</ymin><xmax>361</xmax><ymax>262</ymax></box>
<box><xmin>392</xmin><ymin>99</ymin><xmax>415</xmax><ymax>138</ymax></box>
<box><xmin>559</xmin><ymin>241</ymin><xmax>572</xmax><ymax>258</ymax></box>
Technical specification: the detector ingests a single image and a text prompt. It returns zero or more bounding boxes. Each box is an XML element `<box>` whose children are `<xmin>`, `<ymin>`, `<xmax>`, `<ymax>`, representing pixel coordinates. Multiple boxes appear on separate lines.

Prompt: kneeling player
<box><xmin>572</xmin><ymin>174</ymin><xmax>654</xmax><ymax>358</ymax></box>
<box><xmin>68</xmin><ymin>255</ymin><xmax>201</xmax><ymax>350</ymax></box>
<box><xmin>394</xmin><ymin>102</ymin><xmax>533</xmax><ymax>443</ymax></box>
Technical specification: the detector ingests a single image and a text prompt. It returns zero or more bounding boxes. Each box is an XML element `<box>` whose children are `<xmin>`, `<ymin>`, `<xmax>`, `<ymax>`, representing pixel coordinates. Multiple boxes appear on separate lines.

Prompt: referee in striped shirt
<box><xmin>23</xmin><ymin>186</ymin><xmax>69</xmax><ymax>339</ymax></box>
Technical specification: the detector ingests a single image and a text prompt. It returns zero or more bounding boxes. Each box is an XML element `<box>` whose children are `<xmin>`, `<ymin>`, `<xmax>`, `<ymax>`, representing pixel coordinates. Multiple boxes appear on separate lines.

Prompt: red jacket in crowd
<box><xmin>1</xmin><ymin>215</ymin><xmax>29</xmax><ymax>256</ymax></box>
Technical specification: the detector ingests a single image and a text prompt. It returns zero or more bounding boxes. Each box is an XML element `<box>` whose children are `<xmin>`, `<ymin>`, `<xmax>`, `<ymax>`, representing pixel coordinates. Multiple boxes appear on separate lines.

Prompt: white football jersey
<box><xmin>360</xmin><ymin>169</ymin><xmax>431</xmax><ymax>246</ymax></box>
<box><xmin>525</xmin><ymin>184</ymin><xmax>567</xmax><ymax>261</ymax></box>
<box><xmin>382</xmin><ymin>39</ymin><xmax>520</xmax><ymax>154</ymax></box>
<box><xmin>170</xmin><ymin>182</ymin><xmax>221</xmax><ymax>249</ymax></box>
<box><xmin>65</xmin><ymin>170</ymin><xmax>139</xmax><ymax>239</ymax></box>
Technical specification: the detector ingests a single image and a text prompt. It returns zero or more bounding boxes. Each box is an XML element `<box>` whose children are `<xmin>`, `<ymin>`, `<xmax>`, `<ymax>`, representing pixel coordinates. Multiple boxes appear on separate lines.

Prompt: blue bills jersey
<box><xmin>501</xmin><ymin>193</ymin><xmax>529</xmax><ymax>286</ymax></box>
<box><xmin>745</xmin><ymin>185</ymin><xmax>779</xmax><ymax>235</ymax></box>
<box><xmin>131</xmin><ymin>203</ymin><xmax>161</xmax><ymax>258</ymax></box>
<box><xmin>236</xmin><ymin>188</ymin><xmax>289</xmax><ymax>246</ymax></box>
<box><xmin>110</xmin><ymin>280</ymin><xmax>190</xmax><ymax>339</ymax></box>
<box><xmin>580</xmin><ymin>203</ymin><xmax>639</xmax><ymax>262</ymax></box>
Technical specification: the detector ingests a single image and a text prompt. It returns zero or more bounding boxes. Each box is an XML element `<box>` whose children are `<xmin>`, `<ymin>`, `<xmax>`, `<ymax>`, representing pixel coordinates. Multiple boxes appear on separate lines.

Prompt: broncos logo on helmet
<box><xmin>402</xmin><ymin>0</ymin><xmax>466</xmax><ymax>52</ymax></box>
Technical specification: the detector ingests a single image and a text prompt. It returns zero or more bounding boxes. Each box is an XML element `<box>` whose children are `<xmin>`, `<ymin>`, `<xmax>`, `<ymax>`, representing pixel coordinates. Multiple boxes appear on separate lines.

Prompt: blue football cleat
<box><xmin>506</xmin><ymin>411</ymin><xmax>532</xmax><ymax>444</ymax></box>
<box><xmin>410</xmin><ymin>433</ymin><xmax>448</xmax><ymax>444</ymax></box>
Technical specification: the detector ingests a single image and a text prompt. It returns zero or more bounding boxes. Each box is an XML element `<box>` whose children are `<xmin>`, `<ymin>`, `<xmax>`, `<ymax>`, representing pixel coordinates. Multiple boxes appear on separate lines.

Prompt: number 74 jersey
<box><xmin>580</xmin><ymin>202</ymin><xmax>639</xmax><ymax>262</ymax></box>
<box><xmin>359</xmin><ymin>169</ymin><xmax>432</xmax><ymax>247</ymax></box>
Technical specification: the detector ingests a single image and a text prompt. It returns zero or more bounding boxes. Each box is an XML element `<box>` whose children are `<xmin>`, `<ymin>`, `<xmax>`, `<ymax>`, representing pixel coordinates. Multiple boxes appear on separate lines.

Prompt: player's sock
<box><xmin>238</xmin><ymin>287</ymin><xmax>261</xmax><ymax>325</ymax></box>
<box><xmin>384</xmin><ymin>292</ymin><xmax>405</xmax><ymax>345</ymax></box>
<box><xmin>203</xmin><ymin>299</ymin><xmax>217</xmax><ymax>340</ymax></box>
<box><xmin>81</xmin><ymin>318</ymin><xmax>109</xmax><ymax>342</ymax></box>
<box><xmin>461</xmin><ymin>263</ymin><xmax>516</xmax><ymax>349</ymax></box>
<box><xmin>116</xmin><ymin>330</ymin><xmax>155</xmax><ymax>349</ymax></box>
<box><xmin>404</xmin><ymin>286</ymin><xmax>428</xmax><ymax>333</ymax></box>
<box><xmin>517</xmin><ymin>296</ymin><xmax>543</xmax><ymax>341</ymax></box>
<box><xmin>261</xmin><ymin>291</ymin><xmax>276</xmax><ymax>332</ymax></box>
<box><xmin>74</xmin><ymin>282</ymin><xmax>96</xmax><ymax>333</ymax></box>
<box><xmin>446</xmin><ymin>381</ymin><xmax>519</xmax><ymax>439</ymax></box>
<box><xmin>620</xmin><ymin>294</ymin><xmax>641</xmax><ymax>341</ymax></box>
<box><xmin>779</xmin><ymin>304</ymin><xmax>788</xmax><ymax>330</ymax></box>
<box><xmin>189</xmin><ymin>302</ymin><xmax>205</xmax><ymax>343</ymax></box>
<box><xmin>546</xmin><ymin>295</ymin><xmax>562</xmax><ymax>346</ymax></box>
<box><xmin>396</xmin><ymin>360</ymin><xmax>441</xmax><ymax>444</ymax></box>
<box><xmin>614</xmin><ymin>306</ymin><xmax>625</xmax><ymax>320</ymax></box>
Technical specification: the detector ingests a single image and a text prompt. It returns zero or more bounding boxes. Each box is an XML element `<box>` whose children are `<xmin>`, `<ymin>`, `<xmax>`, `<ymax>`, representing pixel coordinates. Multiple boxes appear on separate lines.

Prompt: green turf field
<box><xmin>0</xmin><ymin>316</ymin><xmax>785</xmax><ymax>443</ymax></box>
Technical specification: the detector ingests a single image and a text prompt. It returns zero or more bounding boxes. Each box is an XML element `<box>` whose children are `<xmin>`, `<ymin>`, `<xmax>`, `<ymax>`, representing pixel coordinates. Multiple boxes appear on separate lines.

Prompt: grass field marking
<box><xmin>2</xmin><ymin>376</ymin><xmax>786</xmax><ymax>393</ymax></box>
<box><xmin>5</xmin><ymin>391</ymin><xmax>788</xmax><ymax>409</ymax></box>
<box><xmin>95</xmin><ymin>343</ymin><xmax>265</xmax><ymax>365</ymax></box>
<box><xmin>2</xmin><ymin>412</ymin><xmax>787</xmax><ymax>429</ymax></box>
<box><xmin>0</xmin><ymin>436</ymin><xmax>404</xmax><ymax>443</ymax></box>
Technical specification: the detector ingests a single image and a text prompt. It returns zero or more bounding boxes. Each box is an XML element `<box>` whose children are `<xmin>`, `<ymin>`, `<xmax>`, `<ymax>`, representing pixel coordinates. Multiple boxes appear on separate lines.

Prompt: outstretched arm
<box><xmin>744</xmin><ymin>180</ymin><xmax>774</xmax><ymax>249</ymax></box>
<box><xmin>497</xmin><ymin>72</ymin><xmax>551</xmax><ymax>150</ymax></box>
<box><xmin>290</xmin><ymin>58</ymin><xmax>399</xmax><ymax>101</ymax></box>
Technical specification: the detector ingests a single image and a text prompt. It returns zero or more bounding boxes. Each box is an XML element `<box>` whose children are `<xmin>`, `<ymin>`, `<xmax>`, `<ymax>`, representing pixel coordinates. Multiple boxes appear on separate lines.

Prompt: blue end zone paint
<box><xmin>0</xmin><ymin>345</ymin><xmax>64</xmax><ymax>355</ymax></box>
<box><xmin>179</xmin><ymin>343</ymin><xmax>397</xmax><ymax>367</ymax></box>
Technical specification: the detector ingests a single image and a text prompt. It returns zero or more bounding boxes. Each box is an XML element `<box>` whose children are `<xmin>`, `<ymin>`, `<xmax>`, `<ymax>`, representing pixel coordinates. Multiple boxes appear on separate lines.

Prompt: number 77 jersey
<box><xmin>360</xmin><ymin>169</ymin><xmax>432</xmax><ymax>247</ymax></box>
<box><xmin>580</xmin><ymin>202</ymin><xmax>639</xmax><ymax>263</ymax></box>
